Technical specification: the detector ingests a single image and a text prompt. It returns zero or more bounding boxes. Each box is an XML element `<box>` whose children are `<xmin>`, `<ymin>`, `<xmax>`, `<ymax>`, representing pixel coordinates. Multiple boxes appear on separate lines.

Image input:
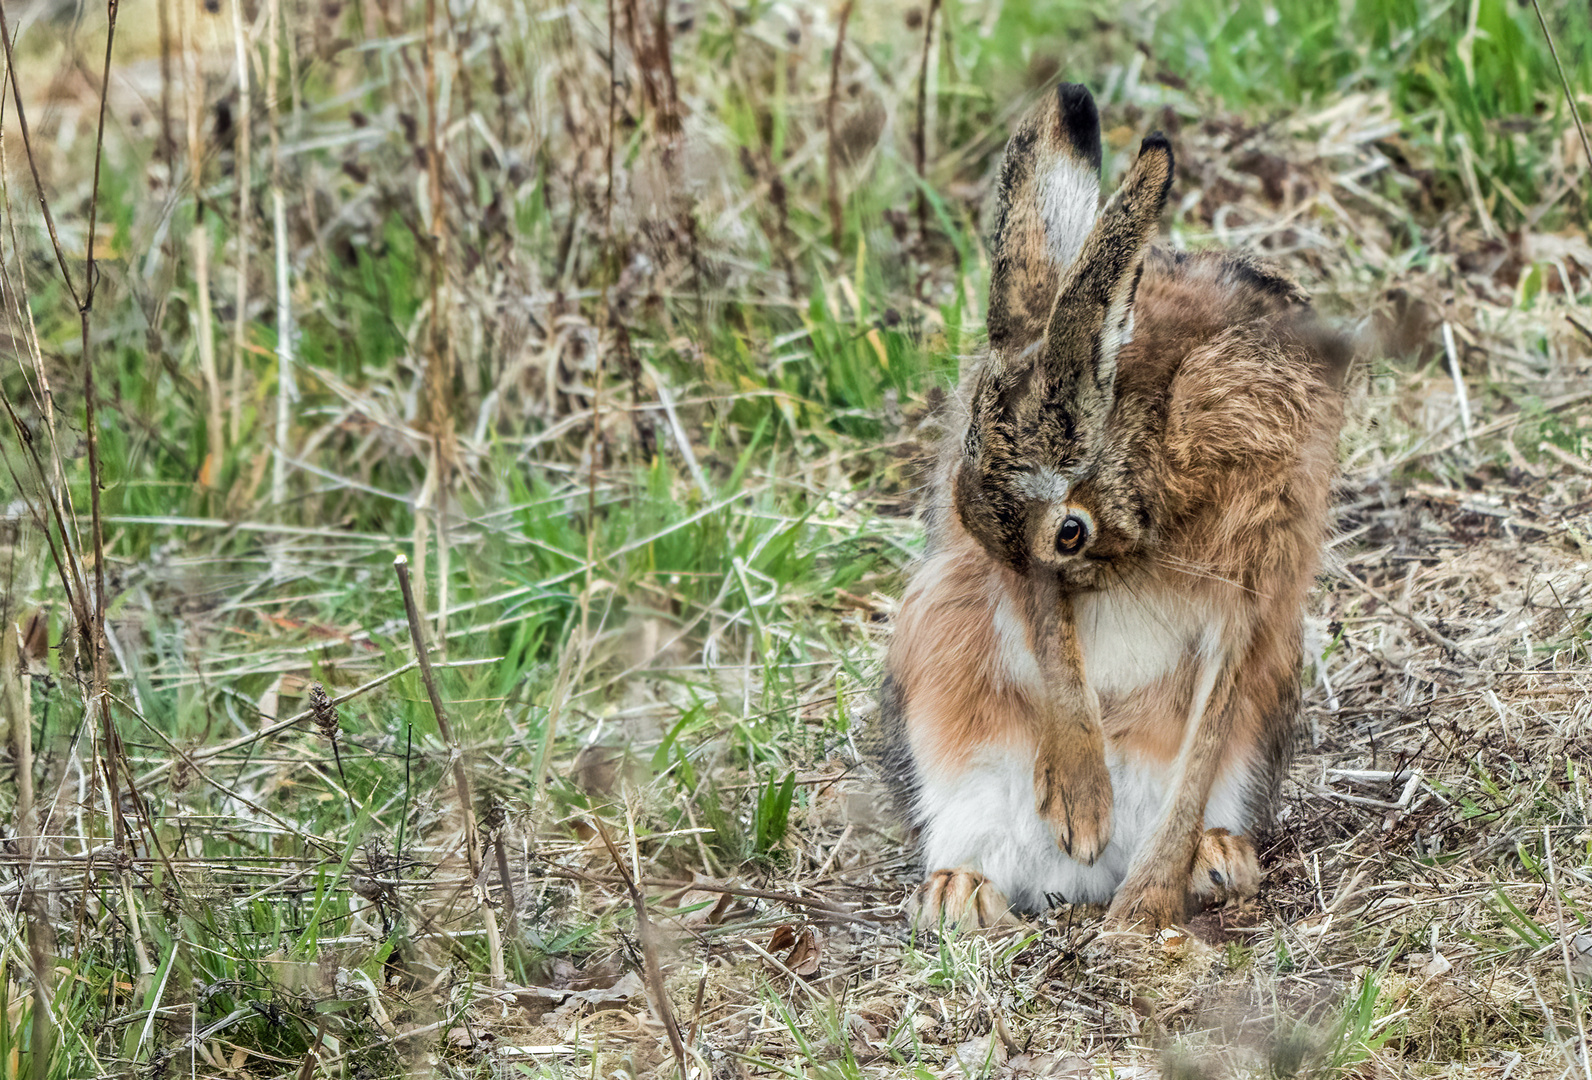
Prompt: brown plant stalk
<box><xmin>393</xmin><ymin>553</ymin><xmax>503</xmax><ymax>985</ymax></box>
<box><xmin>825</xmin><ymin>0</ymin><xmax>853</xmax><ymax>251</ymax></box>
<box><xmin>0</xmin><ymin>0</ymin><xmax>122</xmax><ymax>1068</ymax></box>
<box><xmin>913</xmin><ymin>0</ymin><xmax>940</xmax><ymax>250</ymax></box>
<box><xmin>594</xmin><ymin>816</ymin><xmax>688</xmax><ymax>1076</ymax></box>
<box><xmin>181</xmin><ymin>0</ymin><xmax>225</xmax><ymax>482</ymax></box>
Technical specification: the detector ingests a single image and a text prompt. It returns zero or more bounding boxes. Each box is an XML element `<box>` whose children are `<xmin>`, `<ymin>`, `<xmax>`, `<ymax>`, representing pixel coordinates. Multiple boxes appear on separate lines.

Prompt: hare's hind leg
<box><xmin>1107</xmin><ymin>623</ymin><xmax>1298</xmax><ymax>927</ymax></box>
<box><xmin>913</xmin><ymin>869</ymin><xmax>1014</xmax><ymax>928</ymax></box>
<box><xmin>1106</xmin><ymin>656</ymin><xmax>1242</xmax><ymax>927</ymax></box>
<box><xmin>1190</xmin><ymin>828</ymin><xmax>1260</xmax><ymax>907</ymax></box>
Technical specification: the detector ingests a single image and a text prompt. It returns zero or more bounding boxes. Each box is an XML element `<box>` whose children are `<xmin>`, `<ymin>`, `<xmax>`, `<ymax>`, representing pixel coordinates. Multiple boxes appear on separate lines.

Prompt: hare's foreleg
<box><xmin>1106</xmin><ymin>625</ymin><xmax>1292</xmax><ymax>926</ymax></box>
<box><xmin>890</xmin><ymin>545</ymin><xmax>1122</xmax><ymax>920</ymax></box>
<box><xmin>1029</xmin><ymin>593</ymin><xmax>1114</xmax><ymax>865</ymax></box>
<box><xmin>1106</xmin><ymin>653</ymin><xmax>1244</xmax><ymax>927</ymax></box>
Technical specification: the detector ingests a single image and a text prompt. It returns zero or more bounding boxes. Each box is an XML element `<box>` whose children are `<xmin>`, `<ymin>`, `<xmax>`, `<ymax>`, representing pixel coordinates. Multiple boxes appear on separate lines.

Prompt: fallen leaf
<box><xmin>768</xmin><ymin>924</ymin><xmax>797</xmax><ymax>954</ymax></box>
<box><xmin>766</xmin><ymin>924</ymin><xmax>822</xmax><ymax>978</ymax></box>
<box><xmin>668</xmin><ymin>876</ymin><xmax>736</xmax><ymax>928</ymax></box>
<box><xmin>952</xmin><ymin>1035</ymin><xmax>1007</xmax><ymax>1071</ymax></box>
<box><xmin>1568</xmin><ymin>931</ymin><xmax>1592</xmax><ymax>985</ymax></box>
<box><xmin>785</xmin><ymin>927</ymin><xmax>822</xmax><ymax>977</ymax></box>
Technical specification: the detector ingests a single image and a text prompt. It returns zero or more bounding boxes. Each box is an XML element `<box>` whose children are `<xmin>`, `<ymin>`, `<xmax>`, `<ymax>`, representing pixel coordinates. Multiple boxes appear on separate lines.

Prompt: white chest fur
<box><xmin>910</xmin><ymin>583</ymin><xmax>1250</xmax><ymax>912</ymax></box>
<box><xmin>1074</xmin><ymin>584</ymin><xmax>1221</xmax><ymax>695</ymax></box>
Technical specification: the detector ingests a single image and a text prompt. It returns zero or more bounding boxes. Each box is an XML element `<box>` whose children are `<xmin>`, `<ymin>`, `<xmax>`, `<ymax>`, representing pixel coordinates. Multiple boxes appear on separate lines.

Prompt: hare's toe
<box><xmin>1105</xmin><ymin>874</ymin><xmax>1190</xmax><ymax>929</ymax></box>
<box><xmin>912</xmin><ymin>869</ymin><xmax>1014</xmax><ymax>929</ymax></box>
<box><xmin>1034</xmin><ymin>755</ymin><xmax>1114</xmax><ymax>865</ymax></box>
<box><xmin>1190</xmin><ymin>829</ymin><xmax>1260</xmax><ymax>907</ymax></box>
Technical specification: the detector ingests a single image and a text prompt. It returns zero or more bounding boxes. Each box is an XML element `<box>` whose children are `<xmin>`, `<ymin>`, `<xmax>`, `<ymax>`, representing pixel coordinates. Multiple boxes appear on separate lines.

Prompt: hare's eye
<box><xmin>1056</xmin><ymin>515</ymin><xmax>1088</xmax><ymax>554</ymax></box>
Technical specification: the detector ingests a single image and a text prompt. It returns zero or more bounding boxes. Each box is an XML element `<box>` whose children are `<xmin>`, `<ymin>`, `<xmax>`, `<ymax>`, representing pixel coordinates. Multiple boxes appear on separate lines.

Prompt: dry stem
<box><xmin>182</xmin><ymin>0</ymin><xmax>225</xmax><ymax>481</ymax></box>
<box><xmin>393</xmin><ymin>553</ymin><xmax>503</xmax><ymax>986</ymax></box>
<box><xmin>825</xmin><ymin>0</ymin><xmax>853</xmax><ymax>251</ymax></box>
<box><xmin>594</xmin><ymin>816</ymin><xmax>688</xmax><ymax>1076</ymax></box>
<box><xmin>913</xmin><ymin>0</ymin><xmax>940</xmax><ymax>249</ymax></box>
<box><xmin>229</xmin><ymin>0</ymin><xmax>254</xmax><ymax>445</ymax></box>
<box><xmin>267</xmin><ymin>0</ymin><xmax>297</xmax><ymax>515</ymax></box>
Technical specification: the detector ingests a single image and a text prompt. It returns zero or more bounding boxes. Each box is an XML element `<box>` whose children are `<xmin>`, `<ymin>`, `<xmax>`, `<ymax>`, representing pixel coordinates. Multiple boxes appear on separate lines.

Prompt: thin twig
<box><xmin>1528</xmin><ymin>0</ymin><xmax>1592</xmax><ymax>179</ymax></box>
<box><xmin>653</xmin><ymin>0</ymin><xmax>680</xmax><ymax>136</ymax></box>
<box><xmin>491</xmin><ymin>825</ymin><xmax>517</xmax><ymax>935</ymax></box>
<box><xmin>229</xmin><ymin>0</ymin><xmax>253</xmax><ymax>445</ymax></box>
<box><xmin>0</xmin><ymin>4</ymin><xmax>83</xmax><ymax>301</ymax></box>
<box><xmin>1543</xmin><ymin>826</ymin><xmax>1592</xmax><ymax>1080</ymax></box>
<box><xmin>913</xmin><ymin>0</ymin><xmax>940</xmax><ymax>250</ymax></box>
<box><xmin>420</xmin><ymin>0</ymin><xmax>453</xmax><ymax>637</ymax></box>
<box><xmin>394</xmin><ymin>553</ymin><xmax>504</xmax><ymax>986</ymax></box>
<box><xmin>825</xmin><ymin>0</ymin><xmax>853</xmax><ymax>251</ymax></box>
<box><xmin>604</xmin><ymin>0</ymin><xmax>616</xmax><ymax>238</ymax></box>
<box><xmin>157</xmin><ymin>0</ymin><xmax>175</xmax><ymax>167</ymax></box>
<box><xmin>1441</xmin><ymin>321</ymin><xmax>1472</xmax><ymax>440</ymax></box>
<box><xmin>1335</xmin><ymin>565</ymin><xmax>1474</xmax><ymax>661</ymax></box>
<box><xmin>267</xmin><ymin>0</ymin><xmax>297</xmax><ymax>516</ymax></box>
<box><xmin>1364</xmin><ymin>388</ymin><xmax>1592</xmax><ymax>475</ymax></box>
<box><xmin>86</xmin><ymin>0</ymin><xmax>124</xmax><ymax>854</ymax></box>
<box><xmin>394</xmin><ymin>555</ymin><xmax>477</xmax><ymax>874</ymax></box>
<box><xmin>0</xmin><ymin>0</ymin><xmax>126</xmax><ymax>853</ymax></box>
<box><xmin>540</xmin><ymin>865</ymin><xmax>881</xmax><ymax>924</ymax></box>
<box><xmin>181</xmin><ymin>0</ymin><xmax>224</xmax><ymax>482</ymax></box>
<box><xmin>593</xmin><ymin>817</ymin><xmax>688</xmax><ymax>1077</ymax></box>
<box><xmin>135</xmin><ymin>659</ymin><xmax>420</xmax><ymax>787</ymax></box>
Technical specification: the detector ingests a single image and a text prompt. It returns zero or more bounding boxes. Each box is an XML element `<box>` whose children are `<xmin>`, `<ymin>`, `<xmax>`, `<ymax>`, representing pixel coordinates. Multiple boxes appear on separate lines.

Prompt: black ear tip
<box><xmin>1056</xmin><ymin>82</ymin><xmax>1096</xmax><ymax>113</ymax></box>
<box><xmin>1139</xmin><ymin>131</ymin><xmax>1175</xmax><ymax>194</ymax></box>
<box><xmin>1140</xmin><ymin>131</ymin><xmax>1173</xmax><ymax>156</ymax></box>
<box><xmin>1054</xmin><ymin>82</ymin><xmax>1102</xmax><ymax>173</ymax></box>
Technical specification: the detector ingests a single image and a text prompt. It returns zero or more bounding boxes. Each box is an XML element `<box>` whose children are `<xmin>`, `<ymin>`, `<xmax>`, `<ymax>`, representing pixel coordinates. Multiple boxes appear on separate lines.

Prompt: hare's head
<box><xmin>954</xmin><ymin>84</ymin><xmax>1173</xmax><ymax>586</ymax></box>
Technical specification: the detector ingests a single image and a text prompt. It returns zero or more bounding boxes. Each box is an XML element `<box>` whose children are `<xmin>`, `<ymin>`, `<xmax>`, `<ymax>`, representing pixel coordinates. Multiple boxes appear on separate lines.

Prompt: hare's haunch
<box><xmin>879</xmin><ymin>83</ymin><xmax>1350</xmax><ymax>929</ymax></box>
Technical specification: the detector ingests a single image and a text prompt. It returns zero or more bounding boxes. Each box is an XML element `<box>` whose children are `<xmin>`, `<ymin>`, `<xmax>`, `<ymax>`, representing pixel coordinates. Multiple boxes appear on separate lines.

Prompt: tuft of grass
<box><xmin>1151</xmin><ymin>0</ymin><xmax>1592</xmax><ymax>227</ymax></box>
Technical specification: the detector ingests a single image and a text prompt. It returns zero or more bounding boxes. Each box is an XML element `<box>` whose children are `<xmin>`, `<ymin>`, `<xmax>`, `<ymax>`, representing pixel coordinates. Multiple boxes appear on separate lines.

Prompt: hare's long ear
<box><xmin>1041</xmin><ymin>133</ymin><xmax>1174</xmax><ymax>438</ymax></box>
<box><xmin>986</xmin><ymin>83</ymin><xmax>1102</xmax><ymax>354</ymax></box>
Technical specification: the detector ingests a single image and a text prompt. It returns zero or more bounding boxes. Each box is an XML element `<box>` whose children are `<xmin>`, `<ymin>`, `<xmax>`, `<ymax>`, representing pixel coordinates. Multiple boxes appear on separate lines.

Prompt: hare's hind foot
<box><xmin>1106</xmin><ymin>829</ymin><xmax>1261</xmax><ymax>928</ymax></box>
<box><xmin>912</xmin><ymin>869</ymin><xmax>1015</xmax><ymax>929</ymax></box>
<box><xmin>1190</xmin><ymin>829</ymin><xmax>1260</xmax><ymax>908</ymax></box>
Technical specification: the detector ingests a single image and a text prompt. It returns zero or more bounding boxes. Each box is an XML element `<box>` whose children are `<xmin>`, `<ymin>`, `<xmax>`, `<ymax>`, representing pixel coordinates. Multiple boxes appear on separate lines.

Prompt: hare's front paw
<box><xmin>1033</xmin><ymin>750</ymin><xmax>1114</xmax><ymax>864</ymax></box>
<box><xmin>1105</xmin><ymin>869</ymin><xmax>1190</xmax><ymax>929</ymax></box>
<box><xmin>912</xmin><ymin>869</ymin><xmax>1014</xmax><ymax>929</ymax></box>
<box><xmin>1190</xmin><ymin>829</ymin><xmax>1260</xmax><ymax>907</ymax></box>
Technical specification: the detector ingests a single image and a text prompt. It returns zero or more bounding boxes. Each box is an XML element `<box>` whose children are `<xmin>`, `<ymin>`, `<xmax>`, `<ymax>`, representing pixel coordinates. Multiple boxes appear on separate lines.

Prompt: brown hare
<box><xmin>878</xmin><ymin>83</ymin><xmax>1351</xmax><ymax>929</ymax></box>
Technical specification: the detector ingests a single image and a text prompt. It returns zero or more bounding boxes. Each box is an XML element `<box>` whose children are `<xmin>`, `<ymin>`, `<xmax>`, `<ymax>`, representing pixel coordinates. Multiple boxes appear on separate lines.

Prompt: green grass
<box><xmin>1151</xmin><ymin>0</ymin><xmax>1592</xmax><ymax>224</ymax></box>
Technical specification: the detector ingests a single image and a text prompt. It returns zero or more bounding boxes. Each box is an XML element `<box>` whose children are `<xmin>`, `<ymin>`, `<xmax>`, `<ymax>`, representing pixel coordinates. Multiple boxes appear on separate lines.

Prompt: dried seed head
<box><xmin>169</xmin><ymin>755</ymin><xmax>192</xmax><ymax>794</ymax></box>
<box><xmin>309</xmin><ymin>683</ymin><xmax>340</xmax><ymax>745</ymax></box>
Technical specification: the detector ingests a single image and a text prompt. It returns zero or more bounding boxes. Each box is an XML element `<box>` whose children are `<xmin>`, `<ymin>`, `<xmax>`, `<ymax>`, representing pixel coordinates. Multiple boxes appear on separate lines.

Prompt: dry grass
<box><xmin>1</xmin><ymin>0</ymin><xmax>1590</xmax><ymax>1078</ymax></box>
